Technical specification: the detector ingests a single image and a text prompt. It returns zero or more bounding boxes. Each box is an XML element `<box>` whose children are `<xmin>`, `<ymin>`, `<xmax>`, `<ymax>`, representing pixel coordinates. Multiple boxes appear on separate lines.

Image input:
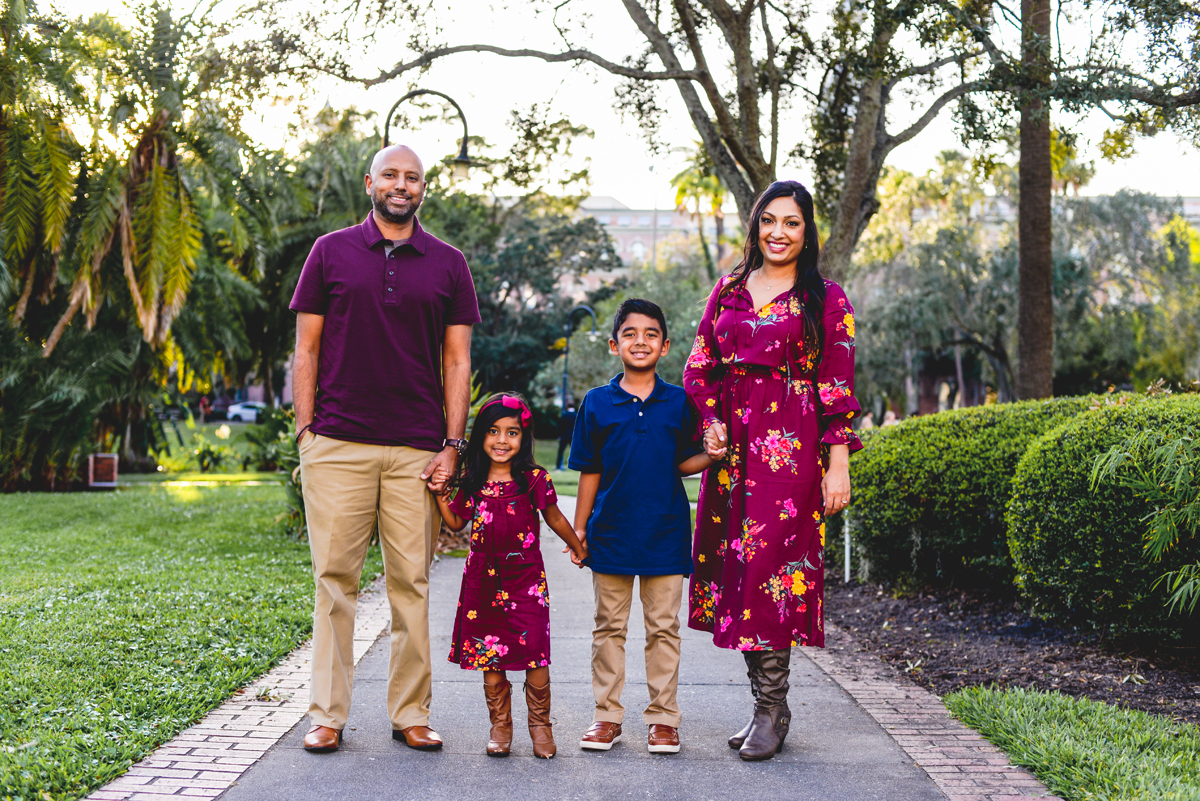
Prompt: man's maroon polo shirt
<box><xmin>290</xmin><ymin>214</ymin><xmax>481</xmax><ymax>451</ymax></box>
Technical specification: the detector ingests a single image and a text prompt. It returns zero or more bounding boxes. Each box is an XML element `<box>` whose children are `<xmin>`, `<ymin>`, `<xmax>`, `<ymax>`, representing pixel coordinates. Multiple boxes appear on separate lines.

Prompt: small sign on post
<box><xmin>88</xmin><ymin>453</ymin><xmax>119</xmax><ymax>489</ymax></box>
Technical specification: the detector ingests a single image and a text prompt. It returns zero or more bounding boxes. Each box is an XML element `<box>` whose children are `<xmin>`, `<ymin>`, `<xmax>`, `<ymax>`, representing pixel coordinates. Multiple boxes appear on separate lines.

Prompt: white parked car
<box><xmin>226</xmin><ymin>401</ymin><xmax>266</xmax><ymax>423</ymax></box>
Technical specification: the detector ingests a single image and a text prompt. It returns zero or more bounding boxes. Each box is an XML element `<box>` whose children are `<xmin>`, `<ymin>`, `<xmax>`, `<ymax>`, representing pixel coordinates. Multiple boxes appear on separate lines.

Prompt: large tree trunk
<box><xmin>1017</xmin><ymin>0</ymin><xmax>1055</xmax><ymax>399</ymax></box>
<box><xmin>822</xmin><ymin>77</ymin><xmax>889</xmax><ymax>281</ymax></box>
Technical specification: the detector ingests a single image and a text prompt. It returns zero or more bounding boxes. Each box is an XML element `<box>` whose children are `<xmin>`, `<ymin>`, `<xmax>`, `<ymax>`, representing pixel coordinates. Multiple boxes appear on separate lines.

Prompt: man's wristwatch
<box><xmin>443</xmin><ymin>438</ymin><xmax>468</xmax><ymax>456</ymax></box>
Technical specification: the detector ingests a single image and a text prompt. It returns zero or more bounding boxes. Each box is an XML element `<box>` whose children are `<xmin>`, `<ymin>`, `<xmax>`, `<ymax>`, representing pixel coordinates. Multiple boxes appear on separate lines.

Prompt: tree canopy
<box><xmin>235</xmin><ymin>0</ymin><xmax>1200</xmax><ymax>279</ymax></box>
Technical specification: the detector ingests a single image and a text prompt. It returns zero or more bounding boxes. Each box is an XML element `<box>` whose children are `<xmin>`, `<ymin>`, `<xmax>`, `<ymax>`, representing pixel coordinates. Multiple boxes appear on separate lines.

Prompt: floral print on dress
<box><xmin>460</xmin><ymin>635</ymin><xmax>510</xmax><ymax>670</ymax></box>
<box><xmin>685</xmin><ymin>276</ymin><xmax>861</xmax><ymax>651</ymax></box>
<box><xmin>750</xmin><ymin>428</ymin><xmax>802</xmax><ymax>473</ymax></box>
<box><xmin>446</xmin><ymin>472</ymin><xmax>558</xmax><ymax>671</ymax></box>
<box><xmin>731</xmin><ymin>519</ymin><xmax>767</xmax><ymax>564</ymax></box>
<box><xmin>527</xmin><ymin>571</ymin><xmax>550</xmax><ymax>608</ymax></box>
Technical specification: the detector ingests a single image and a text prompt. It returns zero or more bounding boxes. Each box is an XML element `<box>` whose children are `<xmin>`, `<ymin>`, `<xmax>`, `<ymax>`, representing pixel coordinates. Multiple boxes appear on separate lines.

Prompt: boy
<box><xmin>569</xmin><ymin>298</ymin><xmax>713</xmax><ymax>754</ymax></box>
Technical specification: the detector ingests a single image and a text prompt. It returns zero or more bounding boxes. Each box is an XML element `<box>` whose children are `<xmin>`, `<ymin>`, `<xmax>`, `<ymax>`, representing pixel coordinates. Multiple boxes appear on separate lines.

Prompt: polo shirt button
<box><xmin>388</xmin><ymin>287</ymin><xmax>394</xmax><ymax>292</ymax></box>
<box><xmin>638</xmin><ymin>412</ymin><xmax>643</xmax><ymax>416</ymax></box>
<box><xmin>389</xmin><ymin>271</ymin><xmax>394</xmax><ymax>275</ymax></box>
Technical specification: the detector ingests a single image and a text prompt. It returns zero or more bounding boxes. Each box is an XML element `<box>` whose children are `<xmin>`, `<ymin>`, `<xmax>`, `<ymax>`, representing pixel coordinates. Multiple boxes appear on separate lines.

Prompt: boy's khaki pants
<box><xmin>300</xmin><ymin>433</ymin><xmax>440</xmax><ymax>731</ymax></box>
<box><xmin>591</xmin><ymin>572</ymin><xmax>685</xmax><ymax>728</ymax></box>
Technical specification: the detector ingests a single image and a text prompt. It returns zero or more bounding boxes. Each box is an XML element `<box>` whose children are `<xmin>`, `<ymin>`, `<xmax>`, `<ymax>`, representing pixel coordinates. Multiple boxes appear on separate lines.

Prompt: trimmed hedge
<box><xmin>1007</xmin><ymin>394</ymin><xmax>1200</xmax><ymax>640</ymax></box>
<box><xmin>848</xmin><ymin>396</ymin><xmax>1105</xmax><ymax>587</ymax></box>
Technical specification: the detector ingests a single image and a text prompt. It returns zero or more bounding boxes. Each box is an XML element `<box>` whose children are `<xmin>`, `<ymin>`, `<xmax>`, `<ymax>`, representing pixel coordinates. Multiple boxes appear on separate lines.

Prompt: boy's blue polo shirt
<box><xmin>569</xmin><ymin>373</ymin><xmax>702</xmax><ymax>576</ymax></box>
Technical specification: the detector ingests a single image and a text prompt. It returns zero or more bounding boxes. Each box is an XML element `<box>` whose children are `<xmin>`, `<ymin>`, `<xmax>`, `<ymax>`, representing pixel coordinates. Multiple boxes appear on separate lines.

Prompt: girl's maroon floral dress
<box><xmin>447</xmin><ymin>469</ymin><xmax>556</xmax><ymax>671</ymax></box>
<box><xmin>684</xmin><ymin>276</ymin><xmax>861</xmax><ymax>651</ymax></box>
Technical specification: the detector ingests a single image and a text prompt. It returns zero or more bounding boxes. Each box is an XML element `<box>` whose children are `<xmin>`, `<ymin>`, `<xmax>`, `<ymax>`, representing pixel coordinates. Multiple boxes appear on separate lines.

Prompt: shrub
<box><xmin>848</xmin><ymin>396</ymin><xmax>1103</xmax><ymax>588</ymax></box>
<box><xmin>242</xmin><ymin>407</ymin><xmax>293</xmax><ymax>471</ymax></box>
<box><xmin>1007</xmin><ymin>394</ymin><xmax>1200</xmax><ymax>640</ymax></box>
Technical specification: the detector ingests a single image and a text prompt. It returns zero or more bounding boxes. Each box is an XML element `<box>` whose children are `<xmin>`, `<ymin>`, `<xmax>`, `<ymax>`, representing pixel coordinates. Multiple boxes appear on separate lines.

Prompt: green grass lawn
<box><xmin>121</xmin><ymin>471</ymin><xmax>283</xmax><ymax>484</ymax></box>
<box><xmin>533</xmin><ymin>439</ymin><xmax>702</xmax><ymax>502</ymax></box>
<box><xmin>946</xmin><ymin>686</ymin><xmax>1200</xmax><ymax>801</ymax></box>
<box><xmin>0</xmin><ymin>485</ymin><xmax>382</xmax><ymax>801</ymax></box>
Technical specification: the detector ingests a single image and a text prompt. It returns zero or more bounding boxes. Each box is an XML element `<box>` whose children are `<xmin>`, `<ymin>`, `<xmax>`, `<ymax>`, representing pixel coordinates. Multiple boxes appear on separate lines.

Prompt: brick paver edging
<box><xmin>806</xmin><ymin>622</ymin><xmax>1063</xmax><ymax>801</ymax></box>
<box><xmin>85</xmin><ymin>576</ymin><xmax>391</xmax><ymax>801</ymax></box>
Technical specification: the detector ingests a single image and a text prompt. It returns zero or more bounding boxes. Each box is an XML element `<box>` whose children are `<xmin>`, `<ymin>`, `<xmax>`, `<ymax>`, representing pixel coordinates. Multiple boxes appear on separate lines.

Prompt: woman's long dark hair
<box><xmin>720</xmin><ymin>180</ymin><xmax>826</xmax><ymax>357</ymax></box>
<box><xmin>453</xmin><ymin>392</ymin><xmax>542</xmax><ymax>500</ymax></box>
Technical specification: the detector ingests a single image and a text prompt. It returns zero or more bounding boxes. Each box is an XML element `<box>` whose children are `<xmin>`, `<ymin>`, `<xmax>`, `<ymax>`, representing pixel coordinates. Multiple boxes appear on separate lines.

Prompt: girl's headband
<box><xmin>481</xmin><ymin>394</ymin><xmax>532</xmax><ymax>428</ymax></box>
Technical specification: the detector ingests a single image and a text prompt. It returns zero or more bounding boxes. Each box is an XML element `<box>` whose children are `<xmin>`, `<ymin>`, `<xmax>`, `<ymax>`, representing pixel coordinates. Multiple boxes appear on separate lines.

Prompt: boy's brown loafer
<box><xmin>647</xmin><ymin>724</ymin><xmax>680</xmax><ymax>754</ymax></box>
<box><xmin>392</xmin><ymin>725</ymin><xmax>444</xmax><ymax>750</ymax></box>
<box><xmin>303</xmin><ymin>725</ymin><xmax>341</xmax><ymax>752</ymax></box>
<box><xmin>580</xmin><ymin>720</ymin><xmax>623</xmax><ymax>750</ymax></box>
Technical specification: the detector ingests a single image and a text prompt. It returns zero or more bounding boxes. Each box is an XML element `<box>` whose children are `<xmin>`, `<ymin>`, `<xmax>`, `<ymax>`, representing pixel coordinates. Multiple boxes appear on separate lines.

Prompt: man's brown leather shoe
<box><xmin>647</xmin><ymin>724</ymin><xmax>680</xmax><ymax>754</ymax></box>
<box><xmin>579</xmin><ymin>720</ymin><xmax>622</xmax><ymax>751</ymax></box>
<box><xmin>392</xmin><ymin>725</ymin><xmax>444</xmax><ymax>750</ymax></box>
<box><xmin>303</xmin><ymin>725</ymin><xmax>341</xmax><ymax>753</ymax></box>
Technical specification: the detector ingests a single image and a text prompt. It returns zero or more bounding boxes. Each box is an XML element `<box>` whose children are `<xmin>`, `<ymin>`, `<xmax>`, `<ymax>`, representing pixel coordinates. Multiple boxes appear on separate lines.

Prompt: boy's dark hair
<box><xmin>453</xmin><ymin>392</ymin><xmax>543</xmax><ymax>499</ymax></box>
<box><xmin>611</xmin><ymin>298</ymin><xmax>668</xmax><ymax>341</ymax></box>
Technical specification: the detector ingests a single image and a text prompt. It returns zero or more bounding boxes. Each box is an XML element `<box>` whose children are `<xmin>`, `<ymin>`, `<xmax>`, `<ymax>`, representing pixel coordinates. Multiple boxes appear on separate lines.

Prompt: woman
<box><xmin>684</xmin><ymin>180</ymin><xmax>860</xmax><ymax>761</ymax></box>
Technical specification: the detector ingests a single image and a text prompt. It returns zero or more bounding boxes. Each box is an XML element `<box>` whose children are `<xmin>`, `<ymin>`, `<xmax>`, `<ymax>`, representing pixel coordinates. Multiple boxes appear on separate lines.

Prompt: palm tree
<box><xmin>670</xmin><ymin>145</ymin><xmax>727</xmax><ymax>281</ymax></box>
<box><xmin>42</xmin><ymin>5</ymin><xmax>258</xmax><ymax>356</ymax></box>
<box><xmin>0</xmin><ymin>0</ymin><xmax>85</xmax><ymax>324</ymax></box>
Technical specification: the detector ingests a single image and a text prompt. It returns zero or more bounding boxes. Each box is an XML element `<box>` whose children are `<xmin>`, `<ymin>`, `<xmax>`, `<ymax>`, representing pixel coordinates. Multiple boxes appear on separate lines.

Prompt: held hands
<box><xmin>704</xmin><ymin>420</ymin><xmax>728</xmax><ymax>459</ymax></box>
<box><xmin>563</xmin><ymin>529</ymin><xmax>588</xmax><ymax>569</ymax></box>
<box><xmin>422</xmin><ymin>447</ymin><xmax>458</xmax><ymax>493</ymax></box>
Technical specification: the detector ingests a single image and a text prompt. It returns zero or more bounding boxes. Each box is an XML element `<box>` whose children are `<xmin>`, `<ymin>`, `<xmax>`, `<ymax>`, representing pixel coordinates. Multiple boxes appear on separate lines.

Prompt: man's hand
<box><xmin>422</xmin><ymin>447</ymin><xmax>458</xmax><ymax>493</ymax></box>
<box><xmin>704</xmin><ymin>420</ymin><xmax>728</xmax><ymax>459</ymax></box>
<box><xmin>293</xmin><ymin>312</ymin><xmax>324</xmax><ymax>435</ymax></box>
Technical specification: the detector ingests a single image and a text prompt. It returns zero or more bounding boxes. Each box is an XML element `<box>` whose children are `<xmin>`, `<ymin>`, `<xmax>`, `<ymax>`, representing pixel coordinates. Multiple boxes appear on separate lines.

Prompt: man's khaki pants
<box><xmin>300</xmin><ymin>433</ymin><xmax>439</xmax><ymax>731</ymax></box>
<box><xmin>591</xmin><ymin>572</ymin><xmax>685</xmax><ymax>728</ymax></box>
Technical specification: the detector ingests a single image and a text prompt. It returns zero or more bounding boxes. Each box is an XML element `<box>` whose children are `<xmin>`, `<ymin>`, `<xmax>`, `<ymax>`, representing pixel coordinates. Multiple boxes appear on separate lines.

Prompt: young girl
<box><xmin>432</xmin><ymin>393</ymin><xmax>587</xmax><ymax>759</ymax></box>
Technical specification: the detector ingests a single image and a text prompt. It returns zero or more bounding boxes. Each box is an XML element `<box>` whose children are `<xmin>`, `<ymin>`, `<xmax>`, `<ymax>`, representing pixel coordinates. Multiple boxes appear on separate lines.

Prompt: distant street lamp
<box><xmin>383</xmin><ymin>89</ymin><xmax>472</xmax><ymax>180</ymax></box>
<box><xmin>561</xmin><ymin>305</ymin><xmax>599</xmax><ymax>410</ymax></box>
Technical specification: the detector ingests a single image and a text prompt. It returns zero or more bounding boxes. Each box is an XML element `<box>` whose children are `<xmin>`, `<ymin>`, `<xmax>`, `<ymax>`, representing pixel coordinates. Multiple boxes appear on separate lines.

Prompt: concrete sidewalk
<box><xmin>217</xmin><ymin>495</ymin><xmax>946</xmax><ymax>801</ymax></box>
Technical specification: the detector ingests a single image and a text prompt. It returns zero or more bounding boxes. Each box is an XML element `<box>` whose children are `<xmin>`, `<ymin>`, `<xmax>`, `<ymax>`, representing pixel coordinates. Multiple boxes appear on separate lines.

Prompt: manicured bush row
<box><xmin>847</xmin><ymin>396</ymin><xmax>1104</xmax><ymax>588</ymax></box>
<box><xmin>1007</xmin><ymin>394</ymin><xmax>1200</xmax><ymax>640</ymax></box>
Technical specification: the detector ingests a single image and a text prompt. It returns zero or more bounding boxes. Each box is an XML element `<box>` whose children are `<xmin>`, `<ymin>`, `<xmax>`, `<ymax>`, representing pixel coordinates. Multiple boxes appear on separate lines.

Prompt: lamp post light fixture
<box><xmin>560</xmin><ymin>305</ymin><xmax>599</xmax><ymax>411</ymax></box>
<box><xmin>383</xmin><ymin>89</ymin><xmax>472</xmax><ymax>180</ymax></box>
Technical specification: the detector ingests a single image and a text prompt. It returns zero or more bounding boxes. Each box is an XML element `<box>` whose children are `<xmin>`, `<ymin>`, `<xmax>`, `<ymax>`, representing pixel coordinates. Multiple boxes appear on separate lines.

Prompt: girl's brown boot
<box><xmin>484</xmin><ymin>677</ymin><xmax>513</xmax><ymax>756</ymax></box>
<box><xmin>524</xmin><ymin>677</ymin><xmax>557</xmax><ymax>758</ymax></box>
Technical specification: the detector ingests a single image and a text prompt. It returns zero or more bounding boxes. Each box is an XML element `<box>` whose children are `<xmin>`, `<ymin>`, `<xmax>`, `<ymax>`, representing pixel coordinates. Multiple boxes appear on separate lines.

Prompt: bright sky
<box><xmin>58</xmin><ymin>0</ymin><xmax>1200</xmax><ymax>209</ymax></box>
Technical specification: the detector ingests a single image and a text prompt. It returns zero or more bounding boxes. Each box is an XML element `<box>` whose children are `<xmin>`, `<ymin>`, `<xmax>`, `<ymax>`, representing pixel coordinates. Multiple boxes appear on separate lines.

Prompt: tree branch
<box><xmin>621</xmin><ymin>0</ymin><xmax>758</xmax><ymax>222</ymax></box>
<box><xmin>887</xmin><ymin>80</ymin><xmax>990</xmax><ymax>149</ymax></box>
<box><xmin>672</xmin><ymin>0</ymin><xmax>758</xmax><ymax>174</ymax></box>
<box><xmin>760</xmin><ymin>0</ymin><xmax>781</xmax><ymax>174</ymax></box>
<box><xmin>363</xmin><ymin>43</ymin><xmax>702</xmax><ymax>87</ymax></box>
<box><xmin>892</xmin><ymin>49</ymin><xmax>985</xmax><ymax>86</ymax></box>
<box><xmin>929</xmin><ymin>0</ymin><xmax>1010</xmax><ymax>68</ymax></box>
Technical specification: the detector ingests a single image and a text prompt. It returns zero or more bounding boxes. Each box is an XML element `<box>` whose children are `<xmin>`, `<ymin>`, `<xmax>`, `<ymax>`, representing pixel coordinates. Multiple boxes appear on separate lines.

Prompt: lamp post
<box><xmin>560</xmin><ymin>305</ymin><xmax>599</xmax><ymax>411</ymax></box>
<box><xmin>382</xmin><ymin>89</ymin><xmax>472</xmax><ymax>180</ymax></box>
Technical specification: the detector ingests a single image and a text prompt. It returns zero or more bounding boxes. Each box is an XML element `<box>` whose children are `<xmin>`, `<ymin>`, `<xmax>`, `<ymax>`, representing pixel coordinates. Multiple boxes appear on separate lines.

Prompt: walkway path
<box><xmin>88</xmin><ymin>496</ymin><xmax>1058</xmax><ymax>801</ymax></box>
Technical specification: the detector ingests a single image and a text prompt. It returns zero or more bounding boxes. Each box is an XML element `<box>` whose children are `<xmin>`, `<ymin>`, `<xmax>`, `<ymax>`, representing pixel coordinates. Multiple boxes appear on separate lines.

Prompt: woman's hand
<box><xmin>704</xmin><ymin>420</ymin><xmax>728</xmax><ymax>459</ymax></box>
<box><xmin>821</xmin><ymin>444</ymin><xmax>851</xmax><ymax>517</ymax></box>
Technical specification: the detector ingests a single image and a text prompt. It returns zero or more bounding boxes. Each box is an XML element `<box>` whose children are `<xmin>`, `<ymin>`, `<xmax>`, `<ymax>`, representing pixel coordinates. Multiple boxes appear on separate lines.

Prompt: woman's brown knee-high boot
<box><xmin>524</xmin><ymin>677</ymin><xmax>557</xmax><ymax>758</ymax></box>
<box><xmin>729</xmin><ymin>651</ymin><xmax>763</xmax><ymax>748</ymax></box>
<box><xmin>739</xmin><ymin>648</ymin><xmax>792</xmax><ymax>761</ymax></box>
<box><xmin>483</xmin><ymin>677</ymin><xmax>513</xmax><ymax>756</ymax></box>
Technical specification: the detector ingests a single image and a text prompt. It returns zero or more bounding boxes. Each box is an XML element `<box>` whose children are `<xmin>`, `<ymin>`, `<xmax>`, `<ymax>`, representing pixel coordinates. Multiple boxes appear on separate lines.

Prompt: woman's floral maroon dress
<box><xmin>447</xmin><ymin>469</ymin><xmax>556</xmax><ymax>671</ymax></box>
<box><xmin>684</xmin><ymin>276</ymin><xmax>861</xmax><ymax>651</ymax></box>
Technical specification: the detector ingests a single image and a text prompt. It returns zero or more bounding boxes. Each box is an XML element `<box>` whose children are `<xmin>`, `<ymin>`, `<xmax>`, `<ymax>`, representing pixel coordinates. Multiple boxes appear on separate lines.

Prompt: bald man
<box><xmin>290</xmin><ymin>145</ymin><xmax>480</xmax><ymax>752</ymax></box>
